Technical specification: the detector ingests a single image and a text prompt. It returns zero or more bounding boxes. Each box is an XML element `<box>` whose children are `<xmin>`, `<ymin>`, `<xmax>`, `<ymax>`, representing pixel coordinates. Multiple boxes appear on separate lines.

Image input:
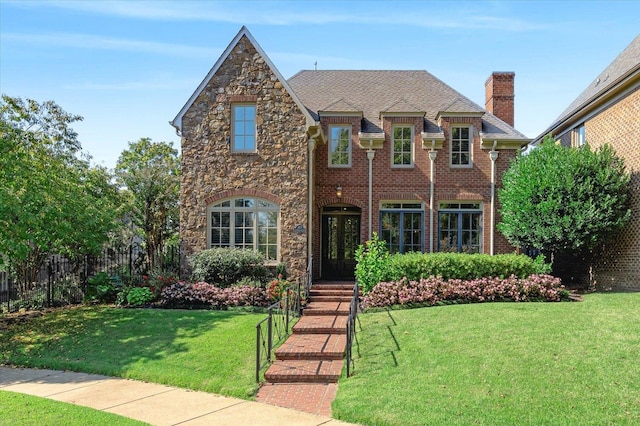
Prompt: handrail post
<box><xmin>285</xmin><ymin>289</ymin><xmax>290</xmax><ymax>333</ymax></box>
<box><xmin>256</xmin><ymin>323</ymin><xmax>261</xmax><ymax>382</ymax></box>
<box><xmin>267</xmin><ymin>307</ymin><xmax>273</xmax><ymax>362</ymax></box>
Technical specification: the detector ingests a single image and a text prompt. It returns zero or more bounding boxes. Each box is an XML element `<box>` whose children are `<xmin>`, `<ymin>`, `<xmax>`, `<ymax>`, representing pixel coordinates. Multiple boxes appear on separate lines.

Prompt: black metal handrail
<box><xmin>255</xmin><ymin>280</ymin><xmax>303</xmax><ymax>382</ymax></box>
<box><xmin>346</xmin><ymin>280</ymin><xmax>359</xmax><ymax>377</ymax></box>
<box><xmin>302</xmin><ymin>256</ymin><xmax>312</xmax><ymax>311</ymax></box>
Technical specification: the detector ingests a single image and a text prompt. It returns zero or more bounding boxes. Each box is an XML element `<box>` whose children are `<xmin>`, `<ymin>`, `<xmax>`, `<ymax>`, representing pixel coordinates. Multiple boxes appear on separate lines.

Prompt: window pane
<box><xmin>210</xmin><ymin>197</ymin><xmax>278</xmax><ymax>258</ymax></box>
<box><xmin>233</xmin><ymin>105</ymin><xmax>256</xmax><ymax>151</ymax></box>
<box><xmin>393</xmin><ymin>126</ymin><xmax>412</xmax><ymax>165</ymax></box>
<box><xmin>451</xmin><ymin>126</ymin><xmax>471</xmax><ymax>166</ymax></box>
<box><xmin>330</xmin><ymin>126</ymin><xmax>350</xmax><ymax>166</ymax></box>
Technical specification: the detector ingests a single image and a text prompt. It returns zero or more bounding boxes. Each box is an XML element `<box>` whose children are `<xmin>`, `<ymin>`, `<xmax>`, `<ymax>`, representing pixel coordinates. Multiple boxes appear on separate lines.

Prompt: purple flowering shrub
<box><xmin>361</xmin><ymin>274</ymin><xmax>569</xmax><ymax>309</ymax></box>
<box><xmin>160</xmin><ymin>281</ymin><xmax>270</xmax><ymax>309</ymax></box>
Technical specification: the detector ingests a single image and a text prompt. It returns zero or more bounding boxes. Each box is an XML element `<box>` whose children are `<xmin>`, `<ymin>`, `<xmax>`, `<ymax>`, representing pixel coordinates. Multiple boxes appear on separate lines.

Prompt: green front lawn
<box><xmin>0</xmin><ymin>391</ymin><xmax>149</xmax><ymax>425</ymax></box>
<box><xmin>0</xmin><ymin>306</ymin><xmax>264</xmax><ymax>399</ymax></box>
<box><xmin>333</xmin><ymin>293</ymin><xmax>640</xmax><ymax>425</ymax></box>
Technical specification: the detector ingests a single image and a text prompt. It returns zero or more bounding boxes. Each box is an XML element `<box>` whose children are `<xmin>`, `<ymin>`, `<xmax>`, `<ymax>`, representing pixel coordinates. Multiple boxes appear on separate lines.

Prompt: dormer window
<box><xmin>232</xmin><ymin>104</ymin><xmax>256</xmax><ymax>152</ymax></box>
<box><xmin>392</xmin><ymin>125</ymin><xmax>414</xmax><ymax>167</ymax></box>
<box><xmin>450</xmin><ymin>125</ymin><xmax>472</xmax><ymax>167</ymax></box>
<box><xmin>329</xmin><ymin>125</ymin><xmax>352</xmax><ymax>167</ymax></box>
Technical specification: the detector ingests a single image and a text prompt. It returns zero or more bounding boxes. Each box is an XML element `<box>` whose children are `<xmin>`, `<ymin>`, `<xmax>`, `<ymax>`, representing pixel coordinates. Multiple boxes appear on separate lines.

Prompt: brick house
<box><xmin>171</xmin><ymin>27</ymin><xmax>529</xmax><ymax>281</ymax></box>
<box><xmin>531</xmin><ymin>35</ymin><xmax>639</xmax><ymax>291</ymax></box>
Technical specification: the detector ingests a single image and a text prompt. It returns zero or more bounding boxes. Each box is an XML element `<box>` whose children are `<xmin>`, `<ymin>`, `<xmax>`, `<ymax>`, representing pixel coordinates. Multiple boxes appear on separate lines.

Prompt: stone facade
<box><xmin>179</xmin><ymin>35</ymin><xmax>309</xmax><ymax>279</ymax></box>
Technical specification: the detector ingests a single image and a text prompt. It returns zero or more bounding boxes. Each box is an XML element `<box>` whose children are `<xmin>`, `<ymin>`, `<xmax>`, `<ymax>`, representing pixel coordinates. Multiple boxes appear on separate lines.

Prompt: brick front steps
<box><xmin>256</xmin><ymin>281</ymin><xmax>354</xmax><ymax>416</ymax></box>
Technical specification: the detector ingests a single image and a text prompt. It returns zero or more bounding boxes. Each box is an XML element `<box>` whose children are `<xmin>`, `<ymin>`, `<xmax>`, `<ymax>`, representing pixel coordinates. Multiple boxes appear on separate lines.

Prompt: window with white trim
<box><xmin>209</xmin><ymin>197</ymin><xmax>279</xmax><ymax>261</ymax></box>
<box><xmin>392</xmin><ymin>126</ymin><xmax>414</xmax><ymax>167</ymax></box>
<box><xmin>232</xmin><ymin>104</ymin><xmax>256</xmax><ymax>152</ymax></box>
<box><xmin>572</xmin><ymin>124</ymin><xmax>585</xmax><ymax>147</ymax></box>
<box><xmin>329</xmin><ymin>126</ymin><xmax>352</xmax><ymax>167</ymax></box>
<box><xmin>450</xmin><ymin>126</ymin><xmax>472</xmax><ymax>167</ymax></box>
<box><xmin>380</xmin><ymin>202</ymin><xmax>424</xmax><ymax>254</ymax></box>
<box><xmin>438</xmin><ymin>202</ymin><xmax>482</xmax><ymax>253</ymax></box>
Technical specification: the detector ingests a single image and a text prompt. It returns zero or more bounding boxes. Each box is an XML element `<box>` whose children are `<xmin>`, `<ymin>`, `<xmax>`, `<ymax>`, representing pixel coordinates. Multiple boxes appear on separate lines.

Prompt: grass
<box><xmin>0</xmin><ymin>391</ymin><xmax>149</xmax><ymax>425</ymax></box>
<box><xmin>333</xmin><ymin>292</ymin><xmax>640</xmax><ymax>425</ymax></box>
<box><xmin>0</xmin><ymin>306</ymin><xmax>265</xmax><ymax>399</ymax></box>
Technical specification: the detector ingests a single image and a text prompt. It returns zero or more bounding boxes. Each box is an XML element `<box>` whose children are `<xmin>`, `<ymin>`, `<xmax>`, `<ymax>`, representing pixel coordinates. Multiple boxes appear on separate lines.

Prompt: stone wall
<box><xmin>179</xmin><ymin>35</ymin><xmax>309</xmax><ymax>280</ymax></box>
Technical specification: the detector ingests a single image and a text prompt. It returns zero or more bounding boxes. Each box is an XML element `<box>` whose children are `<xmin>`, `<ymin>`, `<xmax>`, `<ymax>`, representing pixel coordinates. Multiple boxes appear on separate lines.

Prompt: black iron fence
<box><xmin>255</xmin><ymin>279</ymin><xmax>304</xmax><ymax>382</ymax></box>
<box><xmin>0</xmin><ymin>245</ymin><xmax>179</xmax><ymax>313</ymax></box>
<box><xmin>346</xmin><ymin>280</ymin><xmax>360</xmax><ymax>377</ymax></box>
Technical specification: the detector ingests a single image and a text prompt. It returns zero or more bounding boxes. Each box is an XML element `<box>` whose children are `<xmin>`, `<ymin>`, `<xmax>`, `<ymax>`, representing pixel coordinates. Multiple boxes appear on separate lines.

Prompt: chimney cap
<box><xmin>486</xmin><ymin>72</ymin><xmax>515</xmax><ymax>85</ymax></box>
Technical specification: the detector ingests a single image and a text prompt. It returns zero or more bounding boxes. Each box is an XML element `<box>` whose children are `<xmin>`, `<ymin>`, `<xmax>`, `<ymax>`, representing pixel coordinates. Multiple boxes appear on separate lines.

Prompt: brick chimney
<box><xmin>485</xmin><ymin>72</ymin><xmax>515</xmax><ymax>127</ymax></box>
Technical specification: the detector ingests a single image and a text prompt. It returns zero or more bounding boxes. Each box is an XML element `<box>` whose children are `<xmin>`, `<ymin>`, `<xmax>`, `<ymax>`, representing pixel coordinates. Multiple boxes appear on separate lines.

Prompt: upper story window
<box><xmin>572</xmin><ymin>124</ymin><xmax>585</xmax><ymax>147</ymax></box>
<box><xmin>392</xmin><ymin>126</ymin><xmax>414</xmax><ymax>167</ymax></box>
<box><xmin>209</xmin><ymin>197</ymin><xmax>279</xmax><ymax>262</ymax></box>
<box><xmin>450</xmin><ymin>126</ymin><xmax>472</xmax><ymax>167</ymax></box>
<box><xmin>232</xmin><ymin>104</ymin><xmax>256</xmax><ymax>152</ymax></box>
<box><xmin>329</xmin><ymin>126</ymin><xmax>352</xmax><ymax>167</ymax></box>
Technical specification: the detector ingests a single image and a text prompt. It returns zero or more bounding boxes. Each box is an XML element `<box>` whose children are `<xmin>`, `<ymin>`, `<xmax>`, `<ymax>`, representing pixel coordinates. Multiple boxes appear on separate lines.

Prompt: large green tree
<box><xmin>498</xmin><ymin>135</ymin><xmax>630</xmax><ymax>260</ymax></box>
<box><xmin>0</xmin><ymin>95</ymin><xmax>123</xmax><ymax>291</ymax></box>
<box><xmin>115</xmin><ymin>138</ymin><xmax>180</xmax><ymax>271</ymax></box>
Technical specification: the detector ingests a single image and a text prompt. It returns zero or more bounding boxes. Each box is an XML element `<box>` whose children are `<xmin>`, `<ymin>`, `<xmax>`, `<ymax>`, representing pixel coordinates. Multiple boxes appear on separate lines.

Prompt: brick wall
<box><xmin>312</xmin><ymin>113</ymin><xmax>518</xmax><ymax>277</ymax></box>
<box><xmin>179</xmin><ymin>35</ymin><xmax>309</xmax><ymax>279</ymax></box>
<box><xmin>584</xmin><ymin>88</ymin><xmax>640</xmax><ymax>290</ymax></box>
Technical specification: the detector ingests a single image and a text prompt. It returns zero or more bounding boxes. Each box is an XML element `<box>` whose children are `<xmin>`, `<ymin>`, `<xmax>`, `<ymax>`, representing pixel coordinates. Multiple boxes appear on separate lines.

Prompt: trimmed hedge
<box><xmin>383</xmin><ymin>252</ymin><xmax>551</xmax><ymax>283</ymax></box>
<box><xmin>362</xmin><ymin>274</ymin><xmax>569</xmax><ymax>309</ymax></box>
<box><xmin>189</xmin><ymin>248</ymin><xmax>270</xmax><ymax>288</ymax></box>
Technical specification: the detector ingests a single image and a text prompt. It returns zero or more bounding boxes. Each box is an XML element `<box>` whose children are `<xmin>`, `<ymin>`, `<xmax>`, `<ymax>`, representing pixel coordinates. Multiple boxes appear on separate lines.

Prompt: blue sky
<box><xmin>1</xmin><ymin>1</ymin><xmax>638</xmax><ymax>169</ymax></box>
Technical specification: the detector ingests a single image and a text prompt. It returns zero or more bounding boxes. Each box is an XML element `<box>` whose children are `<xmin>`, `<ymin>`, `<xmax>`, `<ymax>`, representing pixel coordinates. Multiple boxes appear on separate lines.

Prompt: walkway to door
<box><xmin>256</xmin><ymin>281</ymin><xmax>354</xmax><ymax>417</ymax></box>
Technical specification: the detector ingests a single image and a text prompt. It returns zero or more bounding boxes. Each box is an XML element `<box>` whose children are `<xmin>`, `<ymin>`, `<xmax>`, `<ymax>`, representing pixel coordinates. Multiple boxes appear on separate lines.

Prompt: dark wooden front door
<box><xmin>321</xmin><ymin>213</ymin><xmax>360</xmax><ymax>280</ymax></box>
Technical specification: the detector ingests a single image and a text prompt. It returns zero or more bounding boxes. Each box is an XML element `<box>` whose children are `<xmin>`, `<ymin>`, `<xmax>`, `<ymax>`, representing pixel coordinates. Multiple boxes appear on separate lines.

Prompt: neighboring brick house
<box><xmin>171</xmin><ymin>27</ymin><xmax>529</xmax><ymax>281</ymax></box>
<box><xmin>531</xmin><ymin>34</ymin><xmax>639</xmax><ymax>291</ymax></box>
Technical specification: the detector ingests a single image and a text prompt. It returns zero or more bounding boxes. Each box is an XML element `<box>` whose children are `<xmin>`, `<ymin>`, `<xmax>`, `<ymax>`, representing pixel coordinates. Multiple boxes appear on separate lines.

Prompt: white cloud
<box><xmin>6</xmin><ymin>0</ymin><xmax>546</xmax><ymax>31</ymax></box>
<box><xmin>2</xmin><ymin>32</ymin><xmax>219</xmax><ymax>59</ymax></box>
<box><xmin>64</xmin><ymin>77</ymin><xmax>200</xmax><ymax>91</ymax></box>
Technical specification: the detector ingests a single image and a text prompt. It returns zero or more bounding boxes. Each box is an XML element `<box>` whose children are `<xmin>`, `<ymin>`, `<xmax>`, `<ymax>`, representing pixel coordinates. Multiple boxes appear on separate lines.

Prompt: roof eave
<box><xmin>170</xmin><ymin>26</ymin><xmax>317</xmax><ymax>134</ymax></box>
<box><xmin>532</xmin><ymin>65</ymin><xmax>640</xmax><ymax>145</ymax></box>
<box><xmin>480</xmin><ymin>137</ymin><xmax>531</xmax><ymax>150</ymax></box>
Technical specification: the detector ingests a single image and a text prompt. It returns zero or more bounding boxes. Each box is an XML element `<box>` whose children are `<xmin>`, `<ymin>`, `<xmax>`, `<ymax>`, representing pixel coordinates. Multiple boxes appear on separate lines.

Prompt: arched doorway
<box><xmin>321</xmin><ymin>205</ymin><xmax>361</xmax><ymax>280</ymax></box>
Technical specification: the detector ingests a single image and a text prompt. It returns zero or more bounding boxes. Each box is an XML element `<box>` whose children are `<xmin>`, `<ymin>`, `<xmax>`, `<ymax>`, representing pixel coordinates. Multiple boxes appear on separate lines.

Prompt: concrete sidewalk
<box><xmin>0</xmin><ymin>366</ymin><xmax>356</xmax><ymax>426</ymax></box>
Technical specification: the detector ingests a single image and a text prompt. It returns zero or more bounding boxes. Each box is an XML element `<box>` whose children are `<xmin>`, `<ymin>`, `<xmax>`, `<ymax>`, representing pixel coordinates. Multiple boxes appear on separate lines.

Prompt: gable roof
<box><xmin>533</xmin><ymin>34</ymin><xmax>640</xmax><ymax>144</ymax></box>
<box><xmin>288</xmin><ymin>70</ymin><xmax>528</xmax><ymax>143</ymax></box>
<box><xmin>170</xmin><ymin>26</ymin><xmax>316</xmax><ymax>134</ymax></box>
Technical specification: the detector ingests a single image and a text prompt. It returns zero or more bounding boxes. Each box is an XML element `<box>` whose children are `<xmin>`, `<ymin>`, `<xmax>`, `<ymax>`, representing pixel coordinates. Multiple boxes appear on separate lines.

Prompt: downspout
<box><xmin>367</xmin><ymin>140</ymin><xmax>375</xmax><ymax>240</ymax></box>
<box><xmin>307</xmin><ymin>128</ymin><xmax>320</xmax><ymax>272</ymax></box>
<box><xmin>489</xmin><ymin>141</ymin><xmax>499</xmax><ymax>256</ymax></box>
<box><xmin>428</xmin><ymin>140</ymin><xmax>438</xmax><ymax>253</ymax></box>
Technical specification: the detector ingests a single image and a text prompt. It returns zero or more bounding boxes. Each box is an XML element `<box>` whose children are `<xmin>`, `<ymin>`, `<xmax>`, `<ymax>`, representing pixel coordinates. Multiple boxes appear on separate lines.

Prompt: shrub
<box><xmin>84</xmin><ymin>272</ymin><xmax>121</xmax><ymax>303</ymax></box>
<box><xmin>159</xmin><ymin>281</ymin><xmax>270</xmax><ymax>309</ymax></box>
<box><xmin>362</xmin><ymin>274</ymin><xmax>569</xmax><ymax>309</ymax></box>
<box><xmin>383</xmin><ymin>252</ymin><xmax>550</xmax><ymax>283</ymax></box>
<box><xmin>125</xmin><ymin>287</ymin><xmax>154</xmax><ymax>306</ymax></box>
<box><xmin>355</xmin><ymin>233</ymin><xmax>389</xmax><ymax>294</ymax></box>
<box><xmin>266</xmin><ymin>276</ymin><xmax>291</xmax><ymax>302</ymax></box>
<box><xmin>189</xmin><ymin>248</ymin><xmax>269</xmax><ymax>288</ymax></box>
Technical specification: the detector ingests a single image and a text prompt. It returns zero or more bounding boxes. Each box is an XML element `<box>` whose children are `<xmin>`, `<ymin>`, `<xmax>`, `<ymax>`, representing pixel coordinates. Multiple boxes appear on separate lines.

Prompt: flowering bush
<box><xmin>159</xmin><ymin>281</ymin><xmax>270</xmax><ymax>309</ymax></box>
<box><xmin>361</xmin><ymin>274</ymin><xmax>569</xmax><ymax>309</ymax></box>
<box><xmin>266</xmin><ymin>275</ymin><xmax>291</xmax><ymax>302</ymax></box>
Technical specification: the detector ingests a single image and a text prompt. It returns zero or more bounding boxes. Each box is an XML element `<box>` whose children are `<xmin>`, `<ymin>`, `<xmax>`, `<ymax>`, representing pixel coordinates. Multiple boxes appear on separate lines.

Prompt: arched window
<box><xmin>208</xmin><ymin>197</ymin><xmax>279</xmax><ymax>261</ymax></box>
